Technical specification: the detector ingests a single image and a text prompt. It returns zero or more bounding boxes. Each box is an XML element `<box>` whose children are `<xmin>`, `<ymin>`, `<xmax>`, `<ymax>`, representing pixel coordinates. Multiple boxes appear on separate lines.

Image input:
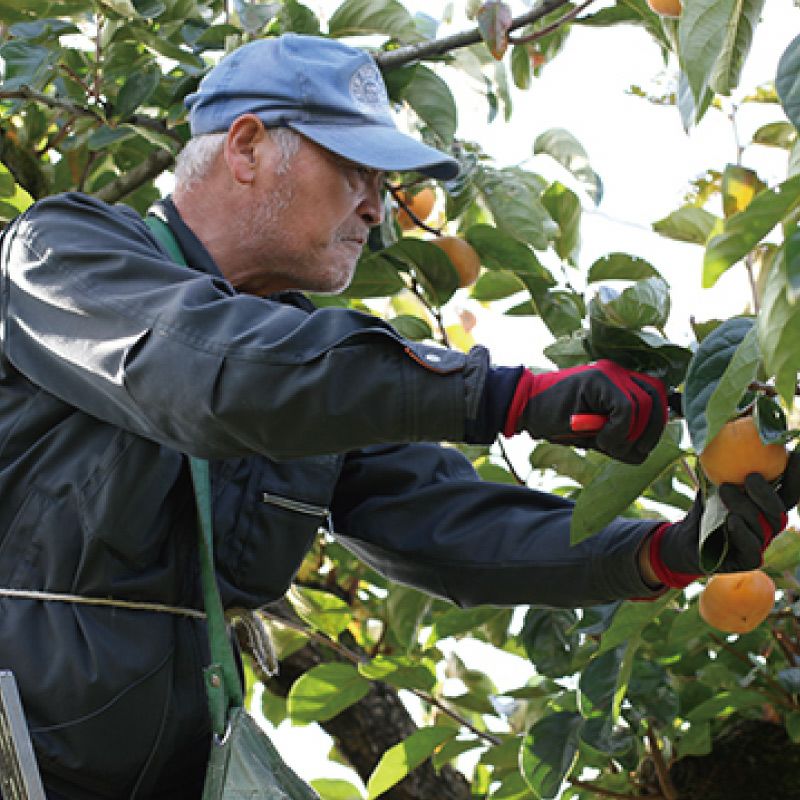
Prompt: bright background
<box><xmin>257</xmin><ymin>0</ymin><xmax>799</xmax><ymax>792</ymax></box>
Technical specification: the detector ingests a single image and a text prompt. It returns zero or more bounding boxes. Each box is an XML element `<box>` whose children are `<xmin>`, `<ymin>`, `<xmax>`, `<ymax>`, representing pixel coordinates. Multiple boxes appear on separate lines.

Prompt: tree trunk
<box><xmin>669</xmin><ymin>718</ymin><xmax>800</xmax><ymax>800</ymax></box>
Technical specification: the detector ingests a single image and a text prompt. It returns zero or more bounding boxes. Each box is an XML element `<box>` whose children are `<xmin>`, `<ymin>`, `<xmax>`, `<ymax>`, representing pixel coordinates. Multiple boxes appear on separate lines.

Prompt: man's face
<box><xmin>236</xmin><ymin>133</ymin><xmax>385</xmax><ymax>296</ymax></box>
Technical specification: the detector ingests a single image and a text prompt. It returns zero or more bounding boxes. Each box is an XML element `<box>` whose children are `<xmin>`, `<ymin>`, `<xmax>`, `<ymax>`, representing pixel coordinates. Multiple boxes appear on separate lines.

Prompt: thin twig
<box><xmin>260</xmin><ymin>610</ymin><xmax>503</xmax><ymax>746</ymax></box>
<box><xmin>497</xmin><ymin>437</ymin><xmax>527</xmax><ymax>486</ymax></box>
<box><xmin>645</xmin><ymin>721</ymin><xmax>678</xmax><ymax>800</ymax></box>
<box><xmin>387</xmin><ymin>183</ymin><xmax>442</xmax><ymax>236</ymax></box>
<box><xmin>374</xmin><ymin>0</ymin><xmax>572</xmax><ymax>70</ymax></box>
<box><xmin>93</xmin><ymin>148</ymin><xmax>175</xmax><ymax>203</ymax></box>
<box><xmin>509</xmin><ymin>0</ymin><xmax>596</xmax><ymax>44</ymax></box>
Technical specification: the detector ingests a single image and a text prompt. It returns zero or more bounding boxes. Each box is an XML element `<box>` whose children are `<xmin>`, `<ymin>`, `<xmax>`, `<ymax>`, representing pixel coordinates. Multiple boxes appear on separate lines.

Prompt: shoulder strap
<box><xmin>144</xmin><ymin>213</ymin><xmax>245</xmax><ymax>730</ymax></box>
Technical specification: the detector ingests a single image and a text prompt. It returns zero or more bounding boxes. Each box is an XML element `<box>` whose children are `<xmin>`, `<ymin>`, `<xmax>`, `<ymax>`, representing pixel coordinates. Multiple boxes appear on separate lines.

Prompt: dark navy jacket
<box><xmin>0</xmin><ymin>193</ymin><xmax>660</xmax><ymax>798</ymax></box>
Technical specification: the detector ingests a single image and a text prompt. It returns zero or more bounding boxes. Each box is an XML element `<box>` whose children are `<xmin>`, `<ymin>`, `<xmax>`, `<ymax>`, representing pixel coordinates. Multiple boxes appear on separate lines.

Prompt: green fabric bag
<box><xmin>143</xmin><ymin>215</ymin><xmax>318</xmax><ymax>800</ymax></box>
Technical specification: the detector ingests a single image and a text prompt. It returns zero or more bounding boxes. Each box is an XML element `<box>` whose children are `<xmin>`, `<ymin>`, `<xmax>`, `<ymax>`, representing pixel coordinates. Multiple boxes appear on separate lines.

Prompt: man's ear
<box><xmin>224</xmin><ymin>114</ymin><xmax>267</xmax><ymax>185</ymax></box>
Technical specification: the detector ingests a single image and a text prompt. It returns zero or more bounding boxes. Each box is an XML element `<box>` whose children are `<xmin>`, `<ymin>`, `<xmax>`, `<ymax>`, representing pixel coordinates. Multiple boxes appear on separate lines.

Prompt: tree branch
<box><xmin>645</xmin><ymin>720</ymin><xmax>678</xmax><ymax>800</ymax></box>
<box><xmin>93</xmin><ymin>147</ymin><xmax>175</xmax><ymax>203</ymax></box>
<box><xmin>374</xmin><ymin>0</ymin><xmax>572</xmax><ymax>70</ymax></box>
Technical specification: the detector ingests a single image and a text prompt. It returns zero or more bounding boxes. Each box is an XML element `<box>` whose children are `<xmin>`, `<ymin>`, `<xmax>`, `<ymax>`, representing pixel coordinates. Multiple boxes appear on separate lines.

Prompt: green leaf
<box><xmin>570</xmin><ymin>421</ymin><xmax>684</xmax><ymax>544</ymax></box>
<box><xmin>703</xmin><ymin>173</ymin><xmax>800</xmax><ymax>287</ymax></box>
<box><xmin>99</xmin><ymin>0</ymin><xmax>139</xmax><ymax>16</ymax></box>
<box><xmin>432</xmin><ymin>738</ymin><xmax>484</xmax><ymax>772</ymax></box>
<box><xmin>708</xmin><ymin>0</ymin><xmax>765</xmax><ymax>96</ymax></box>
<box><xmin>387</xmin><ymin>584</ymin><xmax>431</xmax><ymax>652</ymax></box>
<box><xmin>233</xmin><ymin>0</ymin><xmax>279</xmax><ymax>33</ymax></box>
<box><xmin>758</xmin><ymin>245</ymin><xmax>800</xmax><ymax>404</ymax></box>
<box><xmin>721</xmin><ymin>164</ymin><xmax>766</xmax><ymax>217</ymax></box>
<box><xmin>392</xmin><ymin>238</ymin><xmax>460</xmax><ymax>306</ymax></box>
<box><xmin>542</xmin><ymin>182</ymin><xmax>581</xmax><ymax>263</ymax></box>
<box><xmin>288</xmin><ymin>585</ymin><xmax>353</xmax><ymax>638</ymax></box>
<box><xmin>652</xmin><ymin>206</ymin><xmax>720</xmax><ymax>244</ymax></box>
<box><xmin>787</xmin><ymin>711</ymin><xmax>800</xmax><ymax>744</ymax></box>
<box><xmin>340</xmin><ymin>251</ymin><xmax>406</xmax><ymax>298</ymax></box>
<box><xmin>389</xmin><ymin>314</ymin><xmax>432</xmax><ymax>340</ymax></box>
<box><xmin>543</xmin><ymin>332</ymin><xmax>593</xmax><ymax>369</ymax></box>
<box><xmin>677</xmin><ymin>0</ymin><xmax>738</xmax><ymax>105</ymax></box>
<box><xmin>358</xmin><ymin>655</ymin><xmax>436</xmax><ymax>691</ymax></box>
<box><xmin>777</xmin><ymin>33</ymin><xmax>800</xmax><ymax>130</ymax></box>
<box><xmin>401</xmin><ymin>65</ymin><xmax>457</xmax><ymax>145</ymax></box>
<box><xmin>113</xmin><ymin>64</ymin><xmax>161</xmax><ymax>120</ymax></box>
<box><xmin>424</xmin><ymin>606</ymin><xmax>506</xmax><ymax>648</ymax></box>
<box><xmin>519</xmin><ymin>608</ymin><xmax>580</xmax><ymax>679</ymax></box>
<box><xmin>529</xmin><ymin>442</ymin><xmax>599</xmax><ymax>486</ymax></box>
<box><xmin>310</xmin><ymin>778</ymin><xmax>364</xmax><ymax>800</ymax></box>
<box><xmin>592</xmin><ymin>278</ymin><xmax>671</xmax><ymax>331</ymax></box>
<box><xmin>752</xmin><ymin>121</ymin><xmax>797</xmax><ymax>150</ymax></box>
<box><xmin>587</xmin><ymin>253</ymin><xmax>661</xmax><ymax>282</ymax></box>
<box><xmin>520</xmin><ymin>712</ymin><xmax>584</xmax><ymax>799</ymax></box>
<box><xmin>287</xmin><ymin>663</ymin><xmax>371</xmax><ymax>724</ymax></box>
<box><xmin>596</xmin><ymin>591</ymin><xmax>677</xmax><ymax>656</ymax></box>
<box><xmin>475</xmin><ymin>167</ymin><xmax>557</xmax><ymax>251</ymax></box>
<box><xmin>328</xmin><ymin>0</ymin><xmax>420</xmax><ymax>40</ymax></box>
<box><xmin>763</xmin><ymin>526</ymin><xmax>800</xmax><ymax>572</ymax></box>
<box><xmin>685</xmin><ymin>689</ymin><xmax>765</xmax><ymax>723</ymax></box>
<box><xmin>677</xmin><ymin>67</ymin><xmax>715</xmax><ymax>129</ymax></box>
<box><xmin>471</xmin><ymin>270</ymin><xmax>526</xmax><ymax>301</ymax></box>
<box><xmin>0</xmin><ymin>41</ymin><xmax>56</xmax><ymax>90</ymax></box>
<box><xmin>534</xmin><ymin>128</ymin><xmax>602</xmax><ymax>205</ymax></box>
<box><xmin>683</xmin><ymin>316</ymin><xmax>755</xmax><ymax>452</ymax></box>
<box><xmin>465</xmin><ymin>224</ymin><xmax>555</xmax><ymax>288</ymax></box>
<box><xmin>578</xmin><ymin>646</ymin><xmax>625</xmax><ymax>717</ymax></box>
<box><xmin>511</xmin><ymin>44</ymin><xmax>532</xmax><ymax>90</ymax></box>
<box><xmin>366</xmin><ymin>726</ymin><xmax>456</xmax><ymax>799</ymax></box>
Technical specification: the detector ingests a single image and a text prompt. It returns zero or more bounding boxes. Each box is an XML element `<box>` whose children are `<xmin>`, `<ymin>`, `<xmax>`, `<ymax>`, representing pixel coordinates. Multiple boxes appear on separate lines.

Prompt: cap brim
<box><xmin>289</xmin><ymin>121</ymin><xmax>460</xmax><ymax>181</ymax></box>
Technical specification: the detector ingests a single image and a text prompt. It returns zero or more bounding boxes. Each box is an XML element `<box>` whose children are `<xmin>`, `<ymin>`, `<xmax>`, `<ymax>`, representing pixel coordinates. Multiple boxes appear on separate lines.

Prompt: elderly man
<box><xmin>0</xmin><ymin>33</ymin><xmax>797</xmax><ymax>799</ymax></box>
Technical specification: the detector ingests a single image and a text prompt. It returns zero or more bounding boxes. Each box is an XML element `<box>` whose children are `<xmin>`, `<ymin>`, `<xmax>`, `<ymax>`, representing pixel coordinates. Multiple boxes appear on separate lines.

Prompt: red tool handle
<box><xmin>569</xmin><ymin>413</ymin><xmax>608</xmax><ymax>434</ymax></box>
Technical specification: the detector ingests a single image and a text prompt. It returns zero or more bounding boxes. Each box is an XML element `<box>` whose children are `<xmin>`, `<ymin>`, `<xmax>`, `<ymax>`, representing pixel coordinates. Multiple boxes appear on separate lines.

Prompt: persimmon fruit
<box><xmin>395</xmin><ymin>187</ymin><xmax>436</xmax><ymax>231</ymax></box>
<box><xmin>698</xmin><ymin>569</ymin><xmax>776</xmax><ymax>634</ymax></box>
<box><xmin>646</xmin><ymin>0</ymin><xmax>682</xmax><ymax>16</ymax></box>
<box><xmin>698</xmin><ymin>414</ymin><xmax>788</xmax><ymax>487</ymax></box>
<box><xmin>430</xmin><ymin>236</ymin><xmax>481</xmax><ymax>288</ymax></box>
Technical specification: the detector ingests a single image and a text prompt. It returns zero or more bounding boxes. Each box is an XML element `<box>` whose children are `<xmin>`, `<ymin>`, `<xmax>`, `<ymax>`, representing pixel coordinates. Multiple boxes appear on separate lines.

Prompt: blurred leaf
<box><xmin>570</xmin><ymin>421</ymin><xmax>684</xmax><ymax>544</ymax></box>
<box><xmin>587</xmin><ymin>253</ymin><xmax>660</xmax><ymax>282</ymax></box>
<box><xmin>432</xmin><ymin>737</ymin><xmax>483</xmax><ymax>771</ymax></box>
<box><xmin>387</xmin><ymin>584</ymin><xmax>431</xmax><ymax>652</ymax></box>
<box><xmin>763</xmin><ymin>528</ymin><xmax>800</xmax><ymax>572</ymax></box>
<box><xmin>401</xmin><ymin>65</ymin><xmax>457</xmax><ymax>144</ymax></box>
<box><xmin>520</xmin><ymin>711</ymin><xmax>583</xmax><ymax>799</ymax></box>
<box><xmin>471</xmin><ymin>270</ymin><xmax>526</xmax><ymax>301</ymax></box>
<box><xmin>310</xmin><ymin>778</ymin><xmax>364</xmax><ymax>800</ymax></box>
<box><xmin>703</xmin><ymin>173</ymin><xmax>800</xmax><ymax>287</ymax></box>
<box><xmin>596</xmin><ymin>591</ymin><xmax>678</xmax><ymax>656</ymax></box>
<box><xmin>477</xmin><ymin>0</ymin><xmax>512</xmax><ymax>59</ymax></box>
<box><xmin>579</xmin><ymin>645</ymin><xmax>625</xmax><ymax>717</ymax></box>
<box><xmin>542</xmin><ymin>181</ymin><xmax>581</xmax><ymax>263</ymax></box>
<box><xmin>329</xmin><ymin>0</ymin><xmax>420</xmax><ymax>39</ymax></box>
<box><xmin>683</xmin><ymin>316</ymin><xmax>755</xmax><ymax>452</ymax></box>
<box><xmin>777</xmin><ymin>33</ymin><xmax>800</xmax><ymax>129</ymax></box>
<box><xmin>534</xmin><ymin>128</ymin><xmax>602</xmax><ymax>205</ymax></box>
<box><xmin>366</xmin><ymin>726</ymin><xmax>456</xmax><ymax>799</ymax></box>
<box><xmin>233</xmin><ymin>0</ymin><xmax>279</xmax><ymax>33</ymax></box>
<box><xmin>543</xmin><ymin>332</ymin><xmax>592</xmax><ymax>369</ymax></box>
<box><xmin>708</xmin><ymin>0</ymin><xmax>765</xmax><ymax>96</ymax></box>
<box><xmin>340</xmin><ymin>251</ymin><xmax>406</xmax><ymax>298</ymax></box>
<box><xmin>511</xmin><ymin>43</ymin><xmax>532</xmax><ymax>90</ymax></box>
<box><xmin>113</xmin><ymin>64</ymin><xmax>161</xmax><ymax>120</ymax></box>
<box><xmin>759</xmin><ymin>245</ymin><xmax>800</xmax><ymax>404</ymax></box>
<box><xmin>721</xmin><ymin>164</ymin><xmax>766</xmax><ymax>217</ymax></box>
<box><xmin>529</xmin><ymin>442</ymin><xmax>599</xmax><ymax>486</ymax></box>
<box><xmin>287</xmin><ymin>663</ymin><xmax>371</xmax><ymax>724</ymax></box>
<box><xmin>685</xmin><ymin>689</ymin><xmax>765</xmax><ymax>723</ymax></box>
<box><xmin>0</xmin><ymin>41</ymin><xmax>57</xmax><ymax>90</ymax></box>
<box><xmin>591</xmin><ymin>278</ymin><xmax>671</xmax><ymax>330</ymax></box>
<box><xmin>754</xmin><ymin>395</ymin><xmax>788</xmax><ymax>444</ymax></box>
<box><xmin>653</xmin><ymin>206</ymin><xmax>720</xmax><ymax>244</ymax></box>
<box><xmin>425</xmin><ymin>606</ymin><xmax>506</xmax><ymax>647</ymax></box>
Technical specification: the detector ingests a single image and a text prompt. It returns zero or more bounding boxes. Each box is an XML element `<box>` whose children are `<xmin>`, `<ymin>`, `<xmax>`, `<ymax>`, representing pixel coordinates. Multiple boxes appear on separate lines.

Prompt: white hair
<box><xmin>173</xmin><ymin>126</ymin><xmax>302</xmax><ymax>189</ymax></box>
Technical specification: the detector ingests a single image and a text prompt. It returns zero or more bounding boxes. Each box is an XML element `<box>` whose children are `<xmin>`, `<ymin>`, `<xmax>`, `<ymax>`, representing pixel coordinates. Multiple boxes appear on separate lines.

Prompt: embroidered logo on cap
<box><xmin>349</xmin><ymin>62</ymin><xmax>389</xmax><ymax>115</ymax></box>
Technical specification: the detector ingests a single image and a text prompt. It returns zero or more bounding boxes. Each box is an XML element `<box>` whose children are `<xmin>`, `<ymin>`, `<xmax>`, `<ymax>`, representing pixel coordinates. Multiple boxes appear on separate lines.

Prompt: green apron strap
<box><xmin>144</xmin><ymin>213</ymin><xmax>245</xmax><ymax>732</ymax></box>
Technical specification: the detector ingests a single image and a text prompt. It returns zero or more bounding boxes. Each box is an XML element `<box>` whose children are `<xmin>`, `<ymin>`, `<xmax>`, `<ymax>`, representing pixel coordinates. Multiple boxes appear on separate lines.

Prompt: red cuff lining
<box><xmin>503</xmin><ymin>370</ymin><xmax>537</xmax><ymax>438</ymax></box>
<box><xmin>649</xmin><ymin>522</ymin><xmax>701</xmax><ymax>589</ymax></box>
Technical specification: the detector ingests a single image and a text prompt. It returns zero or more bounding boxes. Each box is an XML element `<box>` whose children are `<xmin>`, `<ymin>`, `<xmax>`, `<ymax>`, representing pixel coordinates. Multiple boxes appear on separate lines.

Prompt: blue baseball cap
<box><xmin>184</xmin><ymin>34</ymin><xmax>460</xmax><ymax>180</ymax></box>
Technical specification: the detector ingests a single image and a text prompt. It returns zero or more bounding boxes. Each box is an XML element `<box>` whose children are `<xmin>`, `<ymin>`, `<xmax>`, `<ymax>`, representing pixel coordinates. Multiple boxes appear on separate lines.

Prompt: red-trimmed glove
<box><xmin>648</xmin><ymin>450</ymin><xmax>800</xmax><ymax>588</ymax></box>
<box><xmin>503</xmin><ymin>359</ymin><xmax>668</xmax><ymax>464</ymax></box>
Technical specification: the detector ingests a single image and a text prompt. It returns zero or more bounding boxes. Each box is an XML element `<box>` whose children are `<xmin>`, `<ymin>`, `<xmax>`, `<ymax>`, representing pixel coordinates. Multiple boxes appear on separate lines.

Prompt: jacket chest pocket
<box><xmin>215</xmin><ymin>455</ymin><xmax>341</xmax><ymax>606</ymax></box>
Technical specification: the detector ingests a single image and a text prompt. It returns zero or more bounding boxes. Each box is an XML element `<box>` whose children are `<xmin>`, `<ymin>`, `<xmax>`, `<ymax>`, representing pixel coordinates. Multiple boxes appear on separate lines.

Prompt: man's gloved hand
<box><xmin>503</xmin><ymin>359</ymin><xmax>668</xmax><ymax>464</ymax></box>
<box><xmin>648</xmin><ymin>449</ymin><xmax>800</xmax><ymax>588</ymax></box>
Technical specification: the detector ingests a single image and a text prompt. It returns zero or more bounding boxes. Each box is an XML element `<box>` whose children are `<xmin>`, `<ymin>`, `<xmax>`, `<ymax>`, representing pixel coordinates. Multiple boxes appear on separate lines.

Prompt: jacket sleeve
<box><xmin>0</xmin><ymin>193</ymin><xmax>489</xmax><ymax>459</ymax></box>
<box><xmin>330</xmin><ymin>442</ymin><xmax>664</xmax><ymax>608</ymax></box>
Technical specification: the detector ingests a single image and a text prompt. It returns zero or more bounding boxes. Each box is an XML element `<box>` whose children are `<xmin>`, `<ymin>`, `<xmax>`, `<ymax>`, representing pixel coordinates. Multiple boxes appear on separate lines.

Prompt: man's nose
<box><xmin>358</xmin><ymin>178</ymin><xmax>386</xmax><ymax>226</ymax></box>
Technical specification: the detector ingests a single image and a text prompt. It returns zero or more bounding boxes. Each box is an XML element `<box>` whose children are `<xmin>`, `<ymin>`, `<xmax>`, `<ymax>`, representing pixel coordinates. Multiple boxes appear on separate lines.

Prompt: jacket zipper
<box><xmin>261</xmin><ymin>493</ymin><xmax>333</xmax><ymax>533</ymax></box>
